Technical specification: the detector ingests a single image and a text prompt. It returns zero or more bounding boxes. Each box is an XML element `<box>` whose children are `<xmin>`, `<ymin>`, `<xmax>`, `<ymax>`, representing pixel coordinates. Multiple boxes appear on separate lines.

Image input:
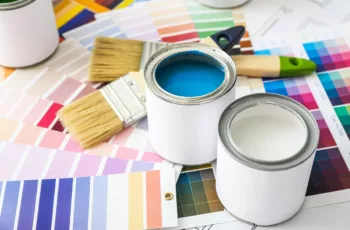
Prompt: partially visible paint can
<box><xmin>0</xmin><ymin>0</ymin><xmax>59</xmax><ymax>67</ymax></box>
<box><xmin>196</xmin><ymin>0</ymin><xmax>250</xmax><ymax>8</ymax></box>
<box><xmin>216</xmin><ymin>93</ymin><xmax>319</xmax><ymax>226</ymax></box>
<box><xmin>145</xmin><ymin>43</ymin><xmax>237</xmax><ymax>165</ymax></box>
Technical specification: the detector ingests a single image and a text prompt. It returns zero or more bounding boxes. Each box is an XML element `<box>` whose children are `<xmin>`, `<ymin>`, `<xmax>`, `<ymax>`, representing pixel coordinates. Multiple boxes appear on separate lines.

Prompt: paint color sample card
<box><xmin>250</xmin><ymin>25</ymin><xmax>350</xmax><ymax>197</ymax></box>
<box><xmin>0</xmin><ymin>142</ymin><xmax>170</xmax><ymax>181</ymax></box>
<box><xmin>177</xmin><ymin>169</ymin><xmax>223</xmax><ymax>218</ymax></box>
<box><xmin>0</xmin><ymin>169</ymin><xmax>177</xmax><ymax>230</ymax></box>
<box><xmin>87</xmin><ymin>0</ymin><xmax>253</xmax><ymax>54</ymax></box>
<box><xmin>54</xmin><ymin>0</ymin><xmax>143</xmax><ymax>35</ymax></box>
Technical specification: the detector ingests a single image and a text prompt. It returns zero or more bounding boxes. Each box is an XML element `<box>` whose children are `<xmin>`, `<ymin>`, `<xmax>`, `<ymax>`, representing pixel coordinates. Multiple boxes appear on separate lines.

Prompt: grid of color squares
<box><xmin>176</xmin><ymin>169</ymin><xmax>224</xmax><ymax>218</ymax></box>
<box><xmin>263</xmin><ymin>78</ymin><xmax>319</xmax><ymax>110</ymax></box>
<box><xmin>334</xmin><ymin>105</ymin><xmax>350</xmax><ymax>139</ymax></box>
<box><xmin>303</xmin><ymin>38</ymin><xmax>350</xmax><ymax>72</ymax></box>
<box><xmin>318</xmin><ymin>68</ymin><xmax>350</xmax><ymax>106</ymax></box>
<box><xmin>307</xmin><ymin>147</ymin><xmax>350</xmax><ymax>196</ymax></box>
<box><xmin>0</xmin><ymin>142</ymin><xmax>164</xmax><ymax>181</ymax></box>
<box><xmin>0</xmin><ymin>169</ymin><xmax>177</xmax><ymax>230</ymax></box>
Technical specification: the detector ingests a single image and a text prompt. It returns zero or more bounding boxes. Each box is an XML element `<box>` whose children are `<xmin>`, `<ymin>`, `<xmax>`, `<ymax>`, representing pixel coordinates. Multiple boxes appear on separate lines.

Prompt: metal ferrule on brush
<box><xmin>140</xmin><ymin>41</ymin><xmax>170</xmax><ymax>71</ymax></box>
<box><xmin>100</xmin><ymin>73</ymin><xmax>147</xmax><ymax>127</ymax></box>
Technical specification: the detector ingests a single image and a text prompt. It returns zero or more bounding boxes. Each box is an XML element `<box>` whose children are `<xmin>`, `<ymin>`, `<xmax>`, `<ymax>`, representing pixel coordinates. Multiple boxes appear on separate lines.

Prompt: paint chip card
<box><xmin>0</xmin><ymin>168</ymin><xmax>178</xmax><ymax>230</ymax></box>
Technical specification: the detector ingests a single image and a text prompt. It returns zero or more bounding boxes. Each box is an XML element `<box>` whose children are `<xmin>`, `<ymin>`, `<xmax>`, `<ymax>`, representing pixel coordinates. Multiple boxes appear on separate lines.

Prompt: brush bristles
<box><xmin>58</xmin><ymin>91</ymin><xmax>124</xmax><ymax>149</ymax></box>
<box><xmin>89</xmin><ymin>37</ymin><xmax>144</xmax><ymax>82</ymax></box>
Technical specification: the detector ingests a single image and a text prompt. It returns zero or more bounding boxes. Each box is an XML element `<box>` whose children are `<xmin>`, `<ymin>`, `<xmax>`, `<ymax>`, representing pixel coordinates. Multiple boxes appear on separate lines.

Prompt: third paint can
<box><xmin>216</xmin><ymin>93</ymin><xmax>319</xmax><ymax>226</ymax></box>
<box><xmin>145</xmin><ymin>43</ymin><xmax>237</xmax><ymax>165</ymax></box>
<box><xmin>0</xmin><ymin>0</ymin><xmax>59</xmax><ymax>67</ymax></box>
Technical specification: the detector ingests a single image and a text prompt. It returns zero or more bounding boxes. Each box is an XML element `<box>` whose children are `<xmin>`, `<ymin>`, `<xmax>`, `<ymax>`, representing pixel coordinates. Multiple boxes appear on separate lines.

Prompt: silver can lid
<box><xmin>219</xmin><ymin>93</ymin><xmax>320</xmax><ymax>171</ymax></box>
<box><xmin>0</xmin><ymin>0</ymin><xmax>35</xmax><ymax>10</ymax></box>
<box><xmin>144</xmin><ymin>43</ymin><xmax>237</xmax><ymax>105</ymax></box>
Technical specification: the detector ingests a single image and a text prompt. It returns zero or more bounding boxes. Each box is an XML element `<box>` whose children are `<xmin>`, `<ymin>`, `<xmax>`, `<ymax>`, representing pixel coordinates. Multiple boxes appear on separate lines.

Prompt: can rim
<box><xmin>0</xmin><ymin>0</ymin><xmax>34</xmax><ymax>10</ymax></box>
<box><xmin>218</xmin><ymin>93</ymin><xmax>320</xmax><ymax>171</ymax></box>
<box><xmin>144</xmin><ymin>43</ymin><xmax>237</xmax><ymax>105</ymax></box>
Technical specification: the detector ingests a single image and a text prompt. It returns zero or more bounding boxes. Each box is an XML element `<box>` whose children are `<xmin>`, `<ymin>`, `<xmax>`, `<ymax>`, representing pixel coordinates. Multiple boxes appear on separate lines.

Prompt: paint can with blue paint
<box><xmin>145</xmin><ymin>43</ymin><xmax>237</xmax><ymax>165</ymax></box>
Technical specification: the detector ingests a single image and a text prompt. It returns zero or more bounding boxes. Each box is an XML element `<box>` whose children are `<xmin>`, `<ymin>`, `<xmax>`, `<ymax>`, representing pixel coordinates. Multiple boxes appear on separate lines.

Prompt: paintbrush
<box><xmin>89</xmin><ymin>26</ymin><xmax>316</xmax><ymax>82</ymax></box>
<box><xmin>89</xmin><ymin>26</ymin><xmax>246</xmax><ymax>82</ymax></box>
<box><xmin>58</xmin><ymin>28</ymin><xmax>244</xmax><ymax>149</ymax></box>
<box><xmin>58</xmin><ymin>71</ymin><xmax>146</xmax><ymax>149</ymax></box>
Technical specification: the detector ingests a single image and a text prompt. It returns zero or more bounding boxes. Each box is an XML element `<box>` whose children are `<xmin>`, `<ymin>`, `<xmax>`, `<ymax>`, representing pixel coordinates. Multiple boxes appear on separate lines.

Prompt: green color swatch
<box><xmin>335</xmin><ymin>105</ymin><xmax>350</xmax><ymax>139</ymax></box>
<box><xmin>176</xmin><ymin>168</ymin><xmax>224</xmax><ymax>218</ymax></box>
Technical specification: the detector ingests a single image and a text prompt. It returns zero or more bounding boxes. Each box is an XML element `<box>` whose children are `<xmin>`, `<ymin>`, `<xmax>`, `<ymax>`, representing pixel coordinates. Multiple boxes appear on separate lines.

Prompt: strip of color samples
<box><xmin>303</xmin><ymin>38</ymin><xmax>350</xmax><ymax>72</ymax></box>
<box><xmin>54</xmin><ymin>0</ymin><xmax>138</xmax><ymax>35</ymax></box>
<box><xmin>318</xmin><ymin>69</ymin><xmax>350</xmax><ymax>106</ymax></box>
<box><xmin>0</xmin><ymin>169</ymin><xmax>177</xmax><ymax>230</ymax></box>
<box><xmin>334</xmin><ymin>105</ymin><xmax>350</xmax><ymax>139</ymax></box>
<box><xmin>0</xmin><ymin>142</ymin><xmax>165</xmax><ymax>181</ymax></box>
<box><xmin>0</xmin><ymin>118</ymin><xmax>163</xmax><ymax>162</ymax></box>
<box><xmin>63</xmin><ymin>18</ymin><xmax>127</xmax><ymax>50</ymax></box>
<box><xmin>95</xmin><ymin>4</ymin><xmax>161</xmax><ymax>41</ymax></box>
<box><xmin>176</xmin><ymin>169</ymin><xmax>224</xmax><ymax>218</ymax></box>
<box><xmin>311</xmin><ymin>110</ymin><xmax>337</xmax><ymax>148</ymax></box>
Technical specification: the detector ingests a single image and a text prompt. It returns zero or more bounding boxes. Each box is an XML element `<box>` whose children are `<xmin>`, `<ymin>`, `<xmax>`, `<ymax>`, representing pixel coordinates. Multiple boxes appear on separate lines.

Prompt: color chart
<box><xmin>54</xmin><ymin>0</ymin><xmax>142</xmax><ymax>36</ymax></box>
<box><xmin>177</xmin><ymin>169</ymin><xmax>223</xmax><ymax>218</ymax></box>
<box><xmin>95</xmin><ymin>4</ymin><xmax>160</xmax><ymax>41</ymax></box>
<box><xmin>318</xmin><ymin>69</ymin><xmax>350</xmax><ymax>106</ymax></box>
<box><xmin>252</xmin><ymin>37</ymin><xmax>350</xmax><ymax>196</ymax></box>
<box><xmin>63</xmin><ymin>18</ymin><xmax>127</xmax><ymax>50</ymax></box>
<box><xmin>0</xmin><ymin>169</ymin><xmax>178</xmax><ymax>230</ymax></box>
<box><xmin>334</xmin><ymin>105</ymin><xmax>350</xmax><ymax>139</ymax></box>
<box><xmin>93</xmin><ymin>0</ymin><xmax>253</xmax><ymax>54</ymax></box>
<box><xmin>0</xmin><ymin>142</ymin><xmax>167</xmax><ymax>181</ymax></box>
<box><xmin>307</xmin><ymin>147</ymin><xmax>350</xmax><ymax>196</ymax></box>
<box><xmin>263</xmin><ymin>78</ymin><xmax>319</xmax><ymax>110</ymax></box>
<box><xmin>303</xmin><ymin>38</ymin><xmax>350</xmax><ymax>72</ymax></box>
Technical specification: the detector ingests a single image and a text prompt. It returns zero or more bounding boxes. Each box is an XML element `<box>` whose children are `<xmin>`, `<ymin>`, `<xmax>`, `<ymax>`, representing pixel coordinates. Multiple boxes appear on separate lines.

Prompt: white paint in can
<box><xmin>0</xmin><ymin>0</ymin><xmax>59</xmax><ymax>67</ymax></box>
<box><xmin>216</xmin><ymin>93</ymin><xmax>319</xmax><ymax>226</ymax></box>
<box><xmin>145</xmin><ymin>43</ymin><xmax>237</xmax><ymax>165</ymax></box>
<box><xmin>230</xmin><ymin>103</ymin><xmax>308</xmax><ymax>162</ymax></box>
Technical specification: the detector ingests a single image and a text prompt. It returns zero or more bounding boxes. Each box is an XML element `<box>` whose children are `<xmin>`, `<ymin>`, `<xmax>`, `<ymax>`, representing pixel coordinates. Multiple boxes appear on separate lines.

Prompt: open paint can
<box><xmin>0</xmin><ymin>0</ymin><xmax>59</xmax><ymax>67</ymax></box>
<box><xmin>196</xmin><ymin>0</ymin><xmax>250</xmax><ymax>8</ymax></box>
<box><xmin>145</xmin><ymin>43</ymin><xmax>237</xmax><ymax>165</ymax></box>
<box><xmin>216</xmin><ymin>93</ymin><xmax>319</xmax><ymax>226</ymax></box>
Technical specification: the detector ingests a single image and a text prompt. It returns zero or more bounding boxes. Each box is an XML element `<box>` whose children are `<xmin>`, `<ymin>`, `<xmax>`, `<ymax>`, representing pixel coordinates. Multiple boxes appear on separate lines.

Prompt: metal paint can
<box><xmin>0</xmin><ymin>0</ymin><xmax>59</xmax><ymax>67</ymax></box>
<box><xmin>145</xmin><ymin>43</ymin><xmax>237</xmax><ymax>165</ymax></box>
<box><xmin>216</xmin><ymin>93</ymin><xmax>319</xmax><ymax>226</ymax></box>
<box><xmin>196</xmin><ymin>0</ymin><xmax>250</xmax><ymax>8</ymax></box>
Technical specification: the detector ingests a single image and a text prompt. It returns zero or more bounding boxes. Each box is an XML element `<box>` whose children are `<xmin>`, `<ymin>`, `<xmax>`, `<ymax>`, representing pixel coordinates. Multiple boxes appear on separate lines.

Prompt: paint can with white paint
<box><xmin>0</xmin><ymin>0</ymin><xmax>59</xmax><ymax>67</ymax></box>
<box><xmin>145</xmin><ymin>43</ymin><xmax>237</xmax><ymax>165</ymax></box>
<box><xmin>216</xmin><ymin>93</ymin><xmax>319</xmax><ymax>226</ymax></box>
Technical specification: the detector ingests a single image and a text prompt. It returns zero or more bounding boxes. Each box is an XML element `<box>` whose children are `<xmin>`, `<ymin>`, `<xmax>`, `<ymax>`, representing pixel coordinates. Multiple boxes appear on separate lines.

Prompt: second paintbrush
<box><xmin>89</xmin><ymin>27</ymin><xmax>316</xmax><ymax>82</ymax></box>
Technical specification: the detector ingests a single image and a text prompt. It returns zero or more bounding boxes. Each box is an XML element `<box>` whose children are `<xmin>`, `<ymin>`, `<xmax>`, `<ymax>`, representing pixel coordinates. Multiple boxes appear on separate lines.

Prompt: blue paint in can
<box><xmin>155</xmin><ymin>51</ymin><xmax>225</xmax><ymax>97</ymax></box>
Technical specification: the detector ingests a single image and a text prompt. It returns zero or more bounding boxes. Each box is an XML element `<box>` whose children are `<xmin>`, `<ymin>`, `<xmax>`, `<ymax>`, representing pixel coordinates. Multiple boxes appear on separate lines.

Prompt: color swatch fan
<box><xmin>0</xmin><ymin>169</ymin><xmax>177</xmax><ymax>230</ymax></box>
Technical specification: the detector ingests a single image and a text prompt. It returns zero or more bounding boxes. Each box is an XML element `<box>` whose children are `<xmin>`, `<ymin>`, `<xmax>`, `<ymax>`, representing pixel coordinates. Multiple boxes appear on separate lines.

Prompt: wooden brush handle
<box><xmin>200</xmin><ymin>38</ymin><xmax>280</xmax><ymax>77</ymax></box>
<box><xmin>231</xmin><ymin>55</ymin><xmax>280</xmax><ymax>77</ymax></box>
